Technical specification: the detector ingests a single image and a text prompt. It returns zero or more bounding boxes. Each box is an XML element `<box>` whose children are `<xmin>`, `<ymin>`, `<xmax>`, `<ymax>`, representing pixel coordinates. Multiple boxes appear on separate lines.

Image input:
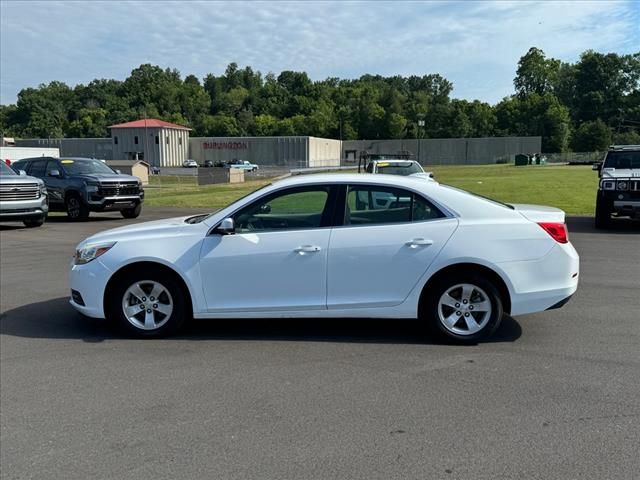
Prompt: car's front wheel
<box><xmin>106</xmin><ymin>271</ymin><xmax>187</xmax><ymax>338</ymax></box>
<box><xmin>66</xmin><ymin>194</ymin><xmax>90</xmax><ymax>221</ymax></box>
<box><xmin>121</xmin><ymin>204</ymin><xmax>142</xmax><ymax>219</ymax></box>
<box><xmin>422</xmin><ymin>274</ymin><xmax>503</xmax><ymax>343</ymax></box>
<box><xmin>23</xmin><ymin>216</ymin><xmax>46</xmax><ymax>228</ymax></box>
<box><xmin>595</xmin><ymin>193</ymin><xmax>612</xmax><ymax>229</ymax></box>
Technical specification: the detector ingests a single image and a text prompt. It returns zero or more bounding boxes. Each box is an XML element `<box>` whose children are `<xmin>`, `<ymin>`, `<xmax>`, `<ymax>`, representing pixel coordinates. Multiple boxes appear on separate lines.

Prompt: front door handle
<box><xmin>294</xmin><ymin>245</ymin><xmax>321</xmax><ymax>254</ymax></box>
<box><xmin>405</xmin><ymin>238</ymin><xmax>433</xmax><ymax>248</ymax></box>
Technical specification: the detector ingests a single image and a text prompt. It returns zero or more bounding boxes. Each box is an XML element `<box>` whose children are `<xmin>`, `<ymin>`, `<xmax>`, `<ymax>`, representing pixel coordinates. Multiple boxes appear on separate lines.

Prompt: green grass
<box><xmin>144</xmin><ymin>164</ymin><xmax>599</xmax><ymax>216</ymax></box>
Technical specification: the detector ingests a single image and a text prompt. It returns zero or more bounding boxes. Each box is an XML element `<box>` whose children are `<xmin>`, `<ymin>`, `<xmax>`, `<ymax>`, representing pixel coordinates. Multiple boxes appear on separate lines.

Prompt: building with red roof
<box><xmin>108</xmin><ymin>118</ymin><xmax>191</xmax><ymax>167</ymax></box>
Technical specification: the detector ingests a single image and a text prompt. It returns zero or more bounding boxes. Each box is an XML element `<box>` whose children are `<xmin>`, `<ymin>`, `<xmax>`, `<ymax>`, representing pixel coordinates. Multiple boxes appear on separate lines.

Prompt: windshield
<box><xmin>376</xmin><ymin>162</ymin><xmax>424</xmax><ymax>176</ymax></box>
<box><xmin>61</xmin><ymin>159</ymin><xmax>116</xmax><ymax>175</ymax></box>
<box><xmin>604</xmin><ymin>151</ymin><xmax>640</xmax><ymax>169</ymax></box>
<box><xmin>0</xmin><ymin>161</ymin><xmax>17</xmax><ymax>176</ymax></box>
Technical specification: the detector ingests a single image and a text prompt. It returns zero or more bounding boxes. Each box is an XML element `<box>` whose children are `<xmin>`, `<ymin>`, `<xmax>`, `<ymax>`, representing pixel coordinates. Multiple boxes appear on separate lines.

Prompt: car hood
<box><xmin>73</xmin><ymin>173</ymin><xmax>140</xmax><ymax>183</ymax></box>
<box><xmin>0</xmin><ymin>174</ymin><xmax>44</xmax><ymax>185</ymax></box>
<box><xmin>79</xmin><ymin>216</ymin><xmax>198</xmax><ymax>247</ymax></box>
<box><xmin>510</xmin><ymin>203</ymin><xmax>565</xmax><ymax>223</ymax></box>
<box><xmin>601</xmin><ymin>168</ymin><xmax>640</xmax><ymax>179</ymax></box>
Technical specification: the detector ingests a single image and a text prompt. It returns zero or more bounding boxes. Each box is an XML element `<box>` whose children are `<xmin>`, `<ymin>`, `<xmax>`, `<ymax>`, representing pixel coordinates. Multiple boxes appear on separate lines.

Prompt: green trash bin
<box><xmin>515</xmin><ymin>154</ymin><xmax>529</xmax><ymax>166</ymax></box>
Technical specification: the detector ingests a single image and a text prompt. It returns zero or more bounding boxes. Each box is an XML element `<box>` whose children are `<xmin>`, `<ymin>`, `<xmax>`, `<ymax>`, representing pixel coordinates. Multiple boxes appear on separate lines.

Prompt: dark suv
<box><xmin>12</xmin><ymin>157</ymin><xmax>144</xmax><ymax>221</ymax></box>
<box><xmin>592</xmin><ymin>145</ymin><xmax>640</xmax><ymax>228</ymax></box>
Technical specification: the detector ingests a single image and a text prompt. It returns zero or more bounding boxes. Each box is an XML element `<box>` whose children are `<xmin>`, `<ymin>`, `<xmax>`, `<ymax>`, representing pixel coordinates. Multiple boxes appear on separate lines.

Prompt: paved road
<box><xmin>1</xmin><ymin>210</ymin><xmax>639</xmax><ymax>479</ymax></box>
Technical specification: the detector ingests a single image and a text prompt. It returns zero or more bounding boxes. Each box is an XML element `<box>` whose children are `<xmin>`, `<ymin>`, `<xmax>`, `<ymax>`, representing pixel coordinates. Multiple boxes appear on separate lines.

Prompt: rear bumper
<box><xmin>499</xmin><ymin>242</ymin><xmax>580</xmax><ymax>316</ymax></box>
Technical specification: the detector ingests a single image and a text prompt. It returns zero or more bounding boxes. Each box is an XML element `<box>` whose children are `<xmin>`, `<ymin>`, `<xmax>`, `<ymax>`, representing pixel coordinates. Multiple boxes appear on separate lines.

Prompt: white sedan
<box><xmin>69</xmin><ymin>174</ymin><xmax>579</xmax><ymax>342</ymax></box>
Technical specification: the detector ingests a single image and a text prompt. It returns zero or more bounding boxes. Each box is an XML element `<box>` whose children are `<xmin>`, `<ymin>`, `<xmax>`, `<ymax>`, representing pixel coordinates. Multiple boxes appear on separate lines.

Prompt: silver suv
<box><xmin>0</xmin><ymin>161</ymin><xmax>49</xmax><ymax>227</ymax></box>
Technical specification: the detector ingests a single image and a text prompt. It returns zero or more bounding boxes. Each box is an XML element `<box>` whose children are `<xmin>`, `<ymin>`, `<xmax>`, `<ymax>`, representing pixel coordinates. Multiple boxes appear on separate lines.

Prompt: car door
<box><xmin>43</xmin><ymin>159</ymin><xmax>66</xmax><ymax>206</ymax></box>
<box><xmin>199</xmin><ymin>185</ymin><xmax>338</xmax><ymax>313</ymax></box>
<box><xmin>327</xmin><ymin>184</ymin><xmax>458</xmax><ymax>309</ymax></box>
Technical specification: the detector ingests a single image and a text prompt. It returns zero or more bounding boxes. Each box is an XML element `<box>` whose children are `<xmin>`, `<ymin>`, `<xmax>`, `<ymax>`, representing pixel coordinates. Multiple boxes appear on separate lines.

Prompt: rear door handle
<box><xmin>405</xmin><ymin>238</ymin><xmax>433</xmax><ymax>248</ymax></box>
<box><xmin>294</xmin><ymin>245</ymin><xmax>321</xmax><ymax>254</ymax></box>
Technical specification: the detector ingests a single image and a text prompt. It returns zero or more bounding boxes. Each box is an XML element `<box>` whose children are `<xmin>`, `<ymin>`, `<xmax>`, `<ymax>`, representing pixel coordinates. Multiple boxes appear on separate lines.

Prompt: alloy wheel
<box><xmin>437</xmin><ymin>283</ymin><xmax>492</xmax><ymax>336</ymax></box>
<box><xmin>121</xmin><ymin>280</ymin><xmax>173</xmax><ymax>331</ymax></box>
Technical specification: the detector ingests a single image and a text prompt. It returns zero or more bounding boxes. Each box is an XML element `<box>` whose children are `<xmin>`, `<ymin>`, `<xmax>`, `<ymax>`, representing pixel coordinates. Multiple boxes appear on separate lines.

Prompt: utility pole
<box><xmin>417</xmin><ymin>117</ymin><xmax>425</xmax><ymax>163</ymax></box>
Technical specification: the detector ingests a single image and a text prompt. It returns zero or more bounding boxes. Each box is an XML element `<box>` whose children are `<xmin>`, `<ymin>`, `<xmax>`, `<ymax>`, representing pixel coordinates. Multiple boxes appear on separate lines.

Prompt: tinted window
<box><xmin>376</xmin><ymin>162</ymin><xmax>423</xmax><ymax>175</ymax></box>
<box><xmin>604</xmin><ymin>151</ymin><xmax>640</xmax><ymax>169</ymax></box>
<box><xmin>233</xmin><ymin>187</ymin><xmax>330</xmax><ymax>233</ymax></box>
<box><xmin>28</xmin><ymin>159</ymin><xmax>47</xmax><ymax>178</ymax></box>
<box><xmin>346</xmin><ymin>185</ymin><xmax>443</xmax><ymax>225</ymax></box>
<box><xmin>61</xmin><ymin>159</ymin><xmax>115</xmax><ymax>175</ymax></box>
<box><xmin>45</xmin><ymin>160</ymin><xmax>60</xmax><ymax>176</ymax></box>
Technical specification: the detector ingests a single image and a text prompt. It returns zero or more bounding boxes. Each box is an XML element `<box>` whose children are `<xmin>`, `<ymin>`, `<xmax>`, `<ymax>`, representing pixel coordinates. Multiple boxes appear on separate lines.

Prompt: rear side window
<box><xmin>345</xmin><ymin>185</ymin><xmax>444</xmax><ymax>225</ymax></box>
<box><xmin>28</xmin><ymin>159</ymin><xmax>47</xmax><ymax>178</ymax></box>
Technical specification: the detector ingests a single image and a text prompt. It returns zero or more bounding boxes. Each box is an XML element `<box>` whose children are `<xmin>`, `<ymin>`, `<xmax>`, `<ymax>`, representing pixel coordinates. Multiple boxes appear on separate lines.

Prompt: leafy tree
<box><xmin>514</xmin><ymin>47</ymin><xmax>561</xmax><ymax>97</ymax></box>
<box><xmin>571</xmin><ymin>119</ymin><xmax>611</xmax><ymax>151</ymax></box>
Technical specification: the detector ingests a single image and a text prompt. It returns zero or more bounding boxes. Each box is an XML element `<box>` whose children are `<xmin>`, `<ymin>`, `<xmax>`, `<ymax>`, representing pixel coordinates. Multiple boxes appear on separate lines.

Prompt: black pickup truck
<box><xmin>12</xmin><ymin>157</ymin><xmax>144</xmax><ymax>221</ymax></box>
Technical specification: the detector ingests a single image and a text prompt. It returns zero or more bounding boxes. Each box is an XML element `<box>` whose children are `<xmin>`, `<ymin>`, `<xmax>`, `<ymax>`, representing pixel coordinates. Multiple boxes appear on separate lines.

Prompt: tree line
<box><xmin>1</xmin><ymin>48</ymin><xmax>638</xmax><ymax>152</ymax></box>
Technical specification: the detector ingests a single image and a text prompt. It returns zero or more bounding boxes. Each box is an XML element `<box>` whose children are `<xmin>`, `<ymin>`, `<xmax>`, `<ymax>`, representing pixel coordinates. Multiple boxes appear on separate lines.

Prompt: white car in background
<box><xmin>365</xmin><ymin>159</ymin><xmax>435</xmax><ymax>180</ymax></box>
<box><xmin>182</xmin><ymin>159</ymin><xmax>198</xmax><ymax>168</ymax></box>
<box><xmin>69</xmin><ymin>174</ymin><xmax>579</xmax><ymax>342</ymax></box>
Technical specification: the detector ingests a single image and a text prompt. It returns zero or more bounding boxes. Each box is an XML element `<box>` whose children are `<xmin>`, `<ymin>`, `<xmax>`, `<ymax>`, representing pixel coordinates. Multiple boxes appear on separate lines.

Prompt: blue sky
<box><xmin>1</xmin><ymin>0</ymin><xmax>638</xmax><ymax>105</ymax></box>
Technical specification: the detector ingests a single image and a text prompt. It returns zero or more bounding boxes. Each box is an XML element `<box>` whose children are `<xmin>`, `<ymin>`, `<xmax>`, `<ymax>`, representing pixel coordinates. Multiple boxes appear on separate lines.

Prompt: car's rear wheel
<box><xmin>595</xmin><ymin>193</ymin><xmax>612</xmax><ymax>229</ymax></box>
<box><xmin>106</xmin><ymin>271</ymin><xmax>187</xmax><ymax>338</ymax></box>
<box><xmin>422</xmin><ymin>274</ymin><xmax>503</xmax><ymax>343</ymax></box>
<box><xmin>121</xmin><ymin>204</ymin><xmax>142</xmax><ymax>219</ymax></box>
<box><xmin>66</xmin><ymin>194</ymin><xmax>90</xmax><ymax>221</ymax></box>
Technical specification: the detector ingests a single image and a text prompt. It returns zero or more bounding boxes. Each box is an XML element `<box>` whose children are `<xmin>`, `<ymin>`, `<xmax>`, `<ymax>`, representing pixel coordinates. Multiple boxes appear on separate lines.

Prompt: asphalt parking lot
<box><xmin>1</xmin><ymin>209</ymin><xmax>639</xmax><ymax>479</ymax></box>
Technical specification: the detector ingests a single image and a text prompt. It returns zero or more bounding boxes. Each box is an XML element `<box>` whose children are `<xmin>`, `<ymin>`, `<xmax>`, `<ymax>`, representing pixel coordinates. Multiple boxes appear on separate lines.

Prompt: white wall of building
<box><xmin>1</xmin><ymin>147</ymin><xmax>60</xmax><ymax>164</ymax></box>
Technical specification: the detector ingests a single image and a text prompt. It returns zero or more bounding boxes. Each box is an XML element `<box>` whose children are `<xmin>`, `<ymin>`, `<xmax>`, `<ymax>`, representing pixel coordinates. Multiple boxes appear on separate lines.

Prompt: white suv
<box><xmin>593</xmin><ymin>145</ymin><xmax>640</xmax><ymax>228</ymax></box>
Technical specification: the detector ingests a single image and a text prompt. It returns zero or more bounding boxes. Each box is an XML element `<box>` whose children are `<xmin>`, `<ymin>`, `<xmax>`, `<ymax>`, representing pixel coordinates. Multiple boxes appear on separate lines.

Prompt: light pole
<box><xmin>417</xmin><ymin>118</ymin><xmax>425</xmax><ymax>163</ymax></box>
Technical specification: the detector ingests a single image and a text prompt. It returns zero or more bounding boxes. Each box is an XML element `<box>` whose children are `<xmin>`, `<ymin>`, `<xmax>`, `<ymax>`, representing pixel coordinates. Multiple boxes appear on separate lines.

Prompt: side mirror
<box><xmin>49</xmin><ymin>169</ymin><xmax>61</xmax><ymax>178</ymax></box>
<box><xmin>592</xmin><ymin>162</ymin><xmax>602</xmax><ymax>172</ymax></box>
<box><xmin>18</xmin><ymin>170</ymin><xmax>27</xmax><ymax>176</ymax></box>
<box><xmin>216</xmin><ymin>217</ymin><xmax>235</xmax><ymax>235</ymax></box>
<box><xmin>115</xmin><ymin>169</ymin><xmax>122</xmax><ymax>174</ymax></box>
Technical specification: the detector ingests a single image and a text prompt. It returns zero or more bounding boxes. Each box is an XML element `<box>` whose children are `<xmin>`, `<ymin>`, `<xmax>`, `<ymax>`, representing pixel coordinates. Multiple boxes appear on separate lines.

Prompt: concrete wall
<box><xmin>342</xmin><ymin>137</ymin><xmax>542</xmax><ymax>165</ymax></box>
<box><xmin>1</xmin><ymin>146</ymin><xmax>60</xmax><ymax>163</ymax></box>
<box><xmin>189</xmin><ymin>136</ymin><xmax>341</xmax><ymax>168</ymax></box>
<box><xmin>15</xmin><ymin>138</ymin><xmax>112</xmax><ymax>160</ymax></box>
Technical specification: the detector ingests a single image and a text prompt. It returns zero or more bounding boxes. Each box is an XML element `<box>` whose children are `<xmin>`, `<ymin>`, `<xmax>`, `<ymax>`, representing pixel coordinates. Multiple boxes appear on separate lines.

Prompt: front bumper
<box><xmin>69</xmin><ymin>258</ymin><xmax>113</xmax><ymax>318</ymax></box>
<box><xmin>0</xmin><ymin>196</ymin><xmax>49</xmax><ymax>220</ymax></box>
<box><xmin>613</xmin><ymin>200</ymin><xmax>640</xmax><ymax>217</ymax></box>
<box><xmin>87</xmin><ymin>194</ymin><xmax>144</xmax><ymax>212</ymax></box>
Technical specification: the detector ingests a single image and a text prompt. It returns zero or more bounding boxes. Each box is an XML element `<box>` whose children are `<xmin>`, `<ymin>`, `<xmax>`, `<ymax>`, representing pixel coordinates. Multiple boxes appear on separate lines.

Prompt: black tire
<box><xmin>421</xmin><ymin>273</ymin><xmax>504</xmax><ymax>343</ymax></box>
<box><xmin>105</xmin><ymin>268</ymin><xmax>188</xmax><ymax>338</ymax></box>
<box><xmin>66</xmin><ymin>194</ymin><xmax>90</xmax><ymax>221</ymax></box>
<box><xmin>594</xmin><ymin>193</ymin><xmax>612</xmax><ymax>229</ymax></box>
<box><xmin>23</xmin><ymin>216</ymin><xmax>46</xmax><ymax>228</ymax></box>
<box><xmin>121</xmin><ymin>203</ymin><xmax>142</xmax><ymax>219</ymax></box>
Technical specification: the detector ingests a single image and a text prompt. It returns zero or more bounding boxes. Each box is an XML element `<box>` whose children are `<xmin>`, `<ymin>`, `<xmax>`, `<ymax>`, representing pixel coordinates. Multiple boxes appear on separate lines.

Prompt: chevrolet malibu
<box><xmin>69</xmin><ymin>174</ymin><xmax>579</xmax><ymax>342</ymax></box>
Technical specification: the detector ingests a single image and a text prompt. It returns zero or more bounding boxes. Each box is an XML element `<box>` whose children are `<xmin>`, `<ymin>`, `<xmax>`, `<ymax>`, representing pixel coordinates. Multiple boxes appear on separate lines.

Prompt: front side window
<box><xmin>45</xmin><ymin>160</ymin><xmax>60</xmax><ymax>176</ymax></box>
<box><xmin>345</xmin><ymin>185</ymin><xmax>443</xmax><ymax>225</ymax></box>
<box><xmin>233</xmin><ymin>186</ymin><xmax>330</xmax><ymax>233</ymax></box>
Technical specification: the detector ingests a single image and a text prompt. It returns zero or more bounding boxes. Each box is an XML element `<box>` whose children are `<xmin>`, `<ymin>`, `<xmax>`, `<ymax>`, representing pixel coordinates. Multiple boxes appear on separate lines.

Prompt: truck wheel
<box><xmin>595</xmin><ymin>193</ymin><xmax>612</xmax><ymax>229</ymax></box>
<box><xmin>23</xmin><ymin>216</ymin><xmax>45</xmax><ymax>228</ymax></box>
<box><xmin>121</xmin><ymin>204</ymin><xmax>142</xmax><ymax>219</ymax></box>
<box><xmin>66</xmin><ymin>194</ymin><xmax>90</xmax><ymax>221</ymax></box>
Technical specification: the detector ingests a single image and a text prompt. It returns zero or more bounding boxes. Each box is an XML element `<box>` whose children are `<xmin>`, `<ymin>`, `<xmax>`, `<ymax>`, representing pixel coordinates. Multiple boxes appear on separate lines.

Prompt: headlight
<box><xmin>601</xmin><ymin>180</ymin><xmax>616</xmax><ymax>190</ymax></box>
<box><xmin>74</xmin><ymin>242</ymin><xmax>116</xmax><ymax>265</ymax></box>
<box><xmin>39</xmin><ymin>183</ymin><xmax>47</xmax><ymax>196</ymax></box>
<box><xmin>617</xmin><ymin>181</ymin><xmax>629</xmax><ymax>191</ymax></box>
<box><xmin>86</xmin><ymin>181</ymin><xmax>99</xmax><ymax>193</ymax></box>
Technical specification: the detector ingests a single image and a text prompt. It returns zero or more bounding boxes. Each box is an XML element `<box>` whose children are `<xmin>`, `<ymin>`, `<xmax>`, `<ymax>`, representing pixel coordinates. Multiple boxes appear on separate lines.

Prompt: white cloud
<box><xmin>1</xmin><ymin>0</ymin><xmax>637</xmax><ymax>104</ymax></box>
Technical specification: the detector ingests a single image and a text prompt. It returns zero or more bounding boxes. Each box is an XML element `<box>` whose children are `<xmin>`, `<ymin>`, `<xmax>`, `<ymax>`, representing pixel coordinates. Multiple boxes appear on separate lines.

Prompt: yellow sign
<box><xmin>61</xmin><ymin>159</ymin><xmax>74</xmax><ymax>164</ymax></box>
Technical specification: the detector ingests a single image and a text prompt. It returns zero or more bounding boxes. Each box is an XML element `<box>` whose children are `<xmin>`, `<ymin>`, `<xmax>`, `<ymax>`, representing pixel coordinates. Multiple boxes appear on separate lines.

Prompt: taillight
<box><xmin>538</xmin><ymin>222</ymin><xmax>568</xmax><ymax>244</ymax></box>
